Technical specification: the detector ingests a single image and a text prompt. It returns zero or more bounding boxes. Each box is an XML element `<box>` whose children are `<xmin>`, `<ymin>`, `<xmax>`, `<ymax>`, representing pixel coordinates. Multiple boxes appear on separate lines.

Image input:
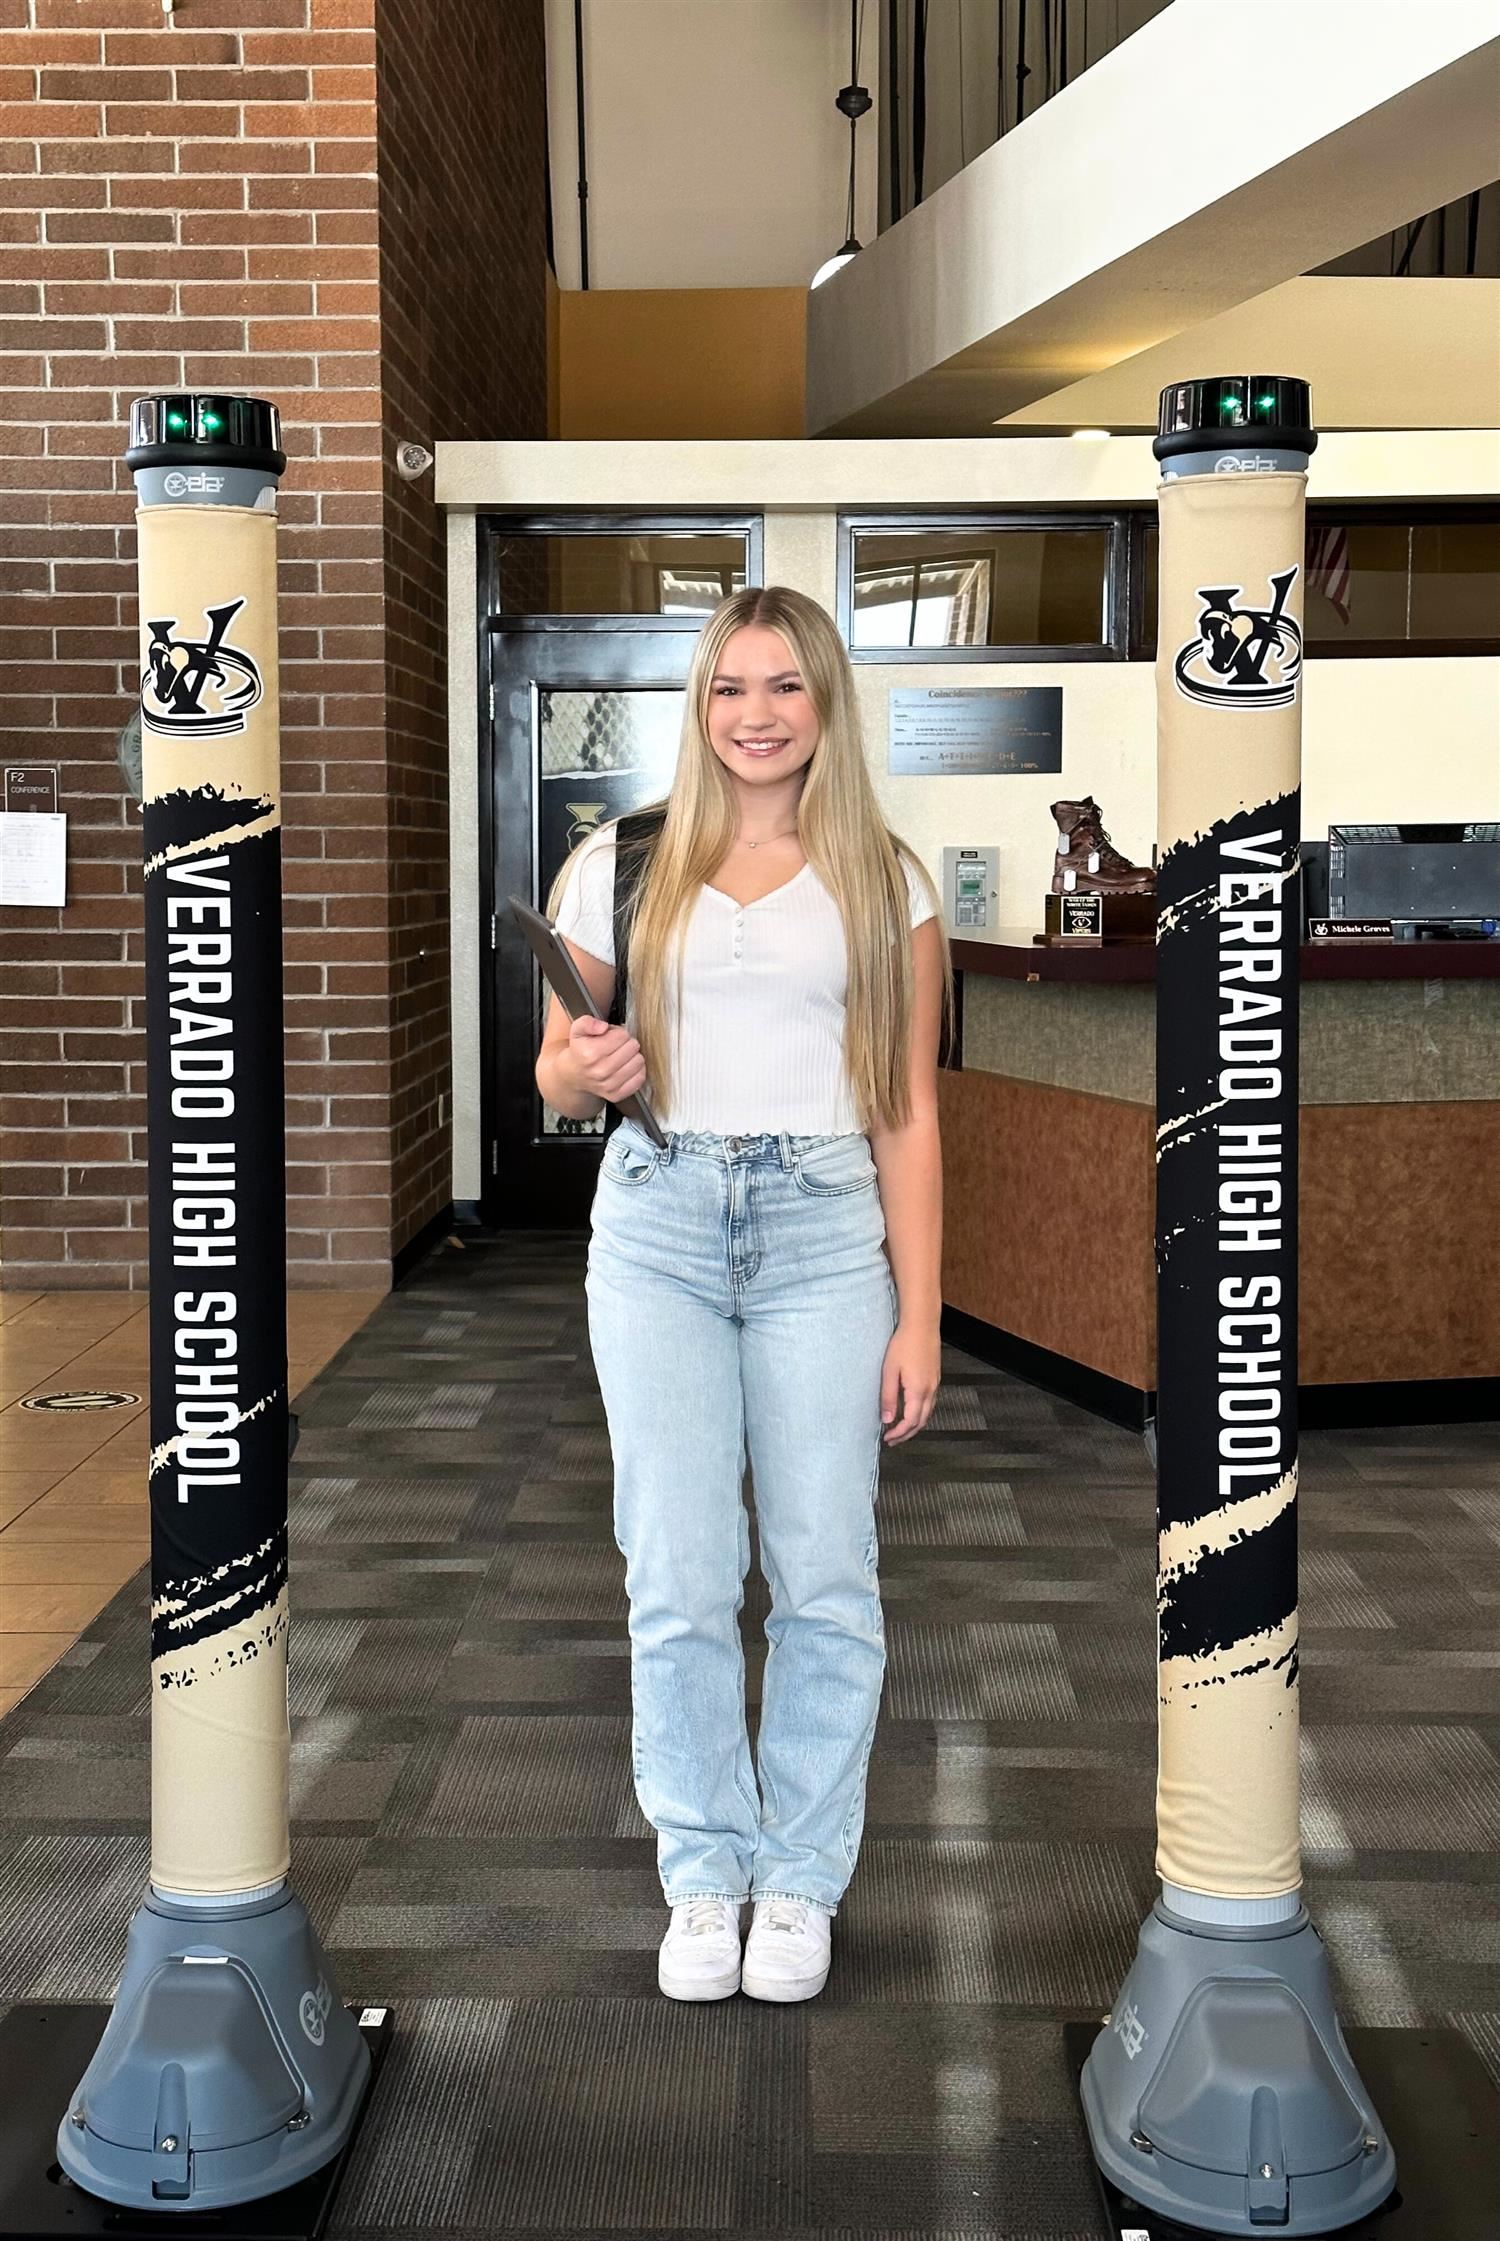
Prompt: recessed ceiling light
<box><xmin>1072</xmin><ymin>427</ymin><xmax>1110</xmax><ymax>441</ymax></box>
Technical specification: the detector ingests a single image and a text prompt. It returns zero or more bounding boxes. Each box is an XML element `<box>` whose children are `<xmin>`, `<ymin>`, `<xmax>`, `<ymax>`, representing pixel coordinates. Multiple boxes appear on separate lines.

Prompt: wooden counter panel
<box><xmin>937</xmin><ymin>1069</ymin><xmax>1154</xmax><ymax>1391</ymax></box>
<box><xmin>937</xmin><ymin>1074</ymin><xmax>1500</xmax><ymax>1391</ymax></box>
<box><xmin>1300</xmin><ymin>1102</ymin><xmax>1500</xmax><ymax>1384</ymax></box>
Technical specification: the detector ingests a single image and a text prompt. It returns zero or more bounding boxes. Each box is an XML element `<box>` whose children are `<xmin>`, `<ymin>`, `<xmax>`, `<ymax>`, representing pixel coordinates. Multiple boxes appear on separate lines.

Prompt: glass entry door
<box><xmin>484</xmin><ymin>626</ymin><xmax>695</xmax><ymax>1225</ymax></box>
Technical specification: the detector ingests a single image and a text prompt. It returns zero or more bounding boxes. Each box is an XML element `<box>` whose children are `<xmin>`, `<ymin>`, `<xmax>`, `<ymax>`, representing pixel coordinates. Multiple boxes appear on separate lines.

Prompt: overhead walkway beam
<box><xmin>805</xmin><ymin>0</ymin><xmax>1500</xmax><ymax>437</ymax></box>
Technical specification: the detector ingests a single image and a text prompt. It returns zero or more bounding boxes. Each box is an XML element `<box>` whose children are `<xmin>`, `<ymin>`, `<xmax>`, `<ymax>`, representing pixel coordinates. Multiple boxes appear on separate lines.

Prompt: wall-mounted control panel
<box><xmin>942</xmin><ymin>845</ymin><xmax>999</xmax><ymax>932</ymax></box>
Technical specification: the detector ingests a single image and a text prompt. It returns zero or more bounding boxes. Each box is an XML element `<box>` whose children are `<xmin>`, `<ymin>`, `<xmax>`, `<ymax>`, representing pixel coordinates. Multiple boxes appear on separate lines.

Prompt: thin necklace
<box><xmin>738</xmin><ymin>824</ymin><xmax>800</xmax><ymax>850</ymax></box>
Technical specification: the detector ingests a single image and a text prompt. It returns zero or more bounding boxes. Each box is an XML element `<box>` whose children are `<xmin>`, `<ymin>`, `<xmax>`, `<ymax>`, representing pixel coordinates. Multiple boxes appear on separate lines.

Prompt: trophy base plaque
<box><xmin>1039</xmin><ymin>890</ymin><xmax>1156</xmax><ymax>944</ymax></box>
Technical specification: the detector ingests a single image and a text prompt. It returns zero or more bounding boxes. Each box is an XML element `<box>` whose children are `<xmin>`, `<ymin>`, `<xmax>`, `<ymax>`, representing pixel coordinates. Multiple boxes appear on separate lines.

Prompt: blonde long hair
<box><xmin>546</xmin><ymin>584</ymin><xmax>954</xmax><ymax>1134</ymax></box>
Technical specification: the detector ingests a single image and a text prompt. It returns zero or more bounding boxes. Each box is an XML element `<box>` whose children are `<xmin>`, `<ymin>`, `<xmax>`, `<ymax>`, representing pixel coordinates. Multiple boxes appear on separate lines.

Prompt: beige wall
<box><xmin>546</xmin><ymin>264</ymin><xmax>562</xmax><ymax>438</ymax></box>
<box><xmin>558</xmin><ymin>288</ymin><xmax>805</xmax><ymax>438</ymax></box>
<box><xmin>545</xmin><ymin>0</ymin><xmax>878</xmax><ymax>292</ymax></box>
<box><xmin>770</xmin><ymin>503</ymin><xmax>1500</xmax><ymax>923</ymax></box>
<box><xmin>442</xmin><ymin>432</ymin><xmax>1500</xmax><ymax>1195</ymax></box>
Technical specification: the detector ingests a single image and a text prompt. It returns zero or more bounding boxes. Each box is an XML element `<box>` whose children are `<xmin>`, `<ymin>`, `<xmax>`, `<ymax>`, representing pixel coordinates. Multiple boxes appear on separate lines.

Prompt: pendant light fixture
<box><xmin>811</xmin><ymin>1</ymin><xmax>871</xmax><ymax>287</ymax></box>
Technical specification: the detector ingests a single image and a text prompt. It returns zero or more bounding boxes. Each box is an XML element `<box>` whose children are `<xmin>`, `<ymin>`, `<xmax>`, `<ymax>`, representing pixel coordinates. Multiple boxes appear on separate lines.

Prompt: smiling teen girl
<box><xmin>536</xmin><ymin>585</ymin><xmax>953</xmax><ymax>2005</ymax></box>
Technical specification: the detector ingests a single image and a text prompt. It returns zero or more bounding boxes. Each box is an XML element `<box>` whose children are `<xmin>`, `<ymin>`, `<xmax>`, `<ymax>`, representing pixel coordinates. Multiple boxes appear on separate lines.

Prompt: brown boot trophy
<box><xmin>1050</xmin><ymin>796</ymin><xmax>1154</xmax><ymax>895</ymax></box>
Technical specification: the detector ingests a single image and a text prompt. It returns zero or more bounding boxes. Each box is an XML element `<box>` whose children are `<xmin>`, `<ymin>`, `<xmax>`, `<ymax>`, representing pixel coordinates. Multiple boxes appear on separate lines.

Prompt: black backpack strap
<box><xmin>600</xmin><ymin>801</ymin><xmax>668</xmax><ymax>1142</ymax></box>
<box><xmin>607</xmin><ymin>801</ymin><xmax>669</xmax><ymax>1029</ymax></box>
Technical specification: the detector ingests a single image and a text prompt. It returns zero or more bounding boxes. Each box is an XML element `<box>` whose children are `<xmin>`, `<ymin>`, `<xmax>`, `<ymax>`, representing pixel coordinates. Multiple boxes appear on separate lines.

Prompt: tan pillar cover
<box><xmin>140</xmin><ymin>503</ymin><xmax>290</xmax><ymax>1895</ymax></box>
<box><xmin>1155</xmin><ymin>469</ymin><xmax>1305</xmax><ymax>1900</ymax></box>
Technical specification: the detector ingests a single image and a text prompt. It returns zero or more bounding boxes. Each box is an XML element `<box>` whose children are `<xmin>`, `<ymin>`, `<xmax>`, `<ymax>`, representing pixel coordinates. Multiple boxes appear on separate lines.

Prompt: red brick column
<box><xmin>0</xmin><ymin>0</ymin><xmax>546</xmax><ymax>1288</ymax></box>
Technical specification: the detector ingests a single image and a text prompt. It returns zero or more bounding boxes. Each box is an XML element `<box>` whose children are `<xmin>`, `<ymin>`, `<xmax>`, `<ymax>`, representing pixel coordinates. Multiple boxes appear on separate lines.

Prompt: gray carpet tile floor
<box><xmin>2</xmin><ymin>1229</ymin><xmax>1498</xmax><ymax>2238</ymax></box>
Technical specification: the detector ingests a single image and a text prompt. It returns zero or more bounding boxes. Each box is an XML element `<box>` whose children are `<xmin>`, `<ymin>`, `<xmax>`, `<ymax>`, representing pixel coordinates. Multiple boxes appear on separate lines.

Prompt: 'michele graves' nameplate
<box><xmin>888</xmin><ymin>686</ymin><xmax>1063</xmax><ymax>776</ymax></box>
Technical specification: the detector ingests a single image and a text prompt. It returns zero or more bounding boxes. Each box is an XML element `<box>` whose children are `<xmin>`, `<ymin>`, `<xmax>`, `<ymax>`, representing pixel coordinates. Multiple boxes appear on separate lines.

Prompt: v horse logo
<box><xmin>141</xmin><ymin>596</ymin><xmax>263</xmax><ymax>739</ymax></box>
<box><xmin>1173</xmin><ymin>566</ymin><xmax>1303</xmax><ymax>712</ymax></box>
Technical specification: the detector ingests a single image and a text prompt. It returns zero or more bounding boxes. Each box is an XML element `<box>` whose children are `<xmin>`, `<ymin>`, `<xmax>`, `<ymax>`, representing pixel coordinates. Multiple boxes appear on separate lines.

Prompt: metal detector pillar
<box><xmin>1080</xmin><ymin>377</ymin><xmax>1396</xmax><ymax>2234</ymax></box>
<box><xmin>55</xmin><ymin>396</ymin><xmax>369</xmax><ymax>2212</ymax></box>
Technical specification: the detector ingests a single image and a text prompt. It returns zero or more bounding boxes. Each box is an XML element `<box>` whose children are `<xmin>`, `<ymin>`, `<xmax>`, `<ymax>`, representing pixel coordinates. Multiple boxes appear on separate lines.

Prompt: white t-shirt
<box><xmin>551</xmin><ymin>824</ymin><xmax>937</xmax><ymax>1134</ymax></box>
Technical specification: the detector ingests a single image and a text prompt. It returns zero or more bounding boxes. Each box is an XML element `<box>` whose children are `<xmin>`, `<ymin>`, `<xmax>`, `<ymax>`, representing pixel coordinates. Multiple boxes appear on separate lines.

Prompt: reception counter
<box><xmin>937</xmin><ymin>933</ymin><xmax>1500</xmax><ymax>1424</ymax></box>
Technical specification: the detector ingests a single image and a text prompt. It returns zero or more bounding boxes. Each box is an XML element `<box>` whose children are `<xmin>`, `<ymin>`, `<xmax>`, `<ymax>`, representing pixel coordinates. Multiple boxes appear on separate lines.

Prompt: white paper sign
<box><xmin>0</xmin><ymin>811</ymin><xmax>66</xmax><ymax>906</ymax></box>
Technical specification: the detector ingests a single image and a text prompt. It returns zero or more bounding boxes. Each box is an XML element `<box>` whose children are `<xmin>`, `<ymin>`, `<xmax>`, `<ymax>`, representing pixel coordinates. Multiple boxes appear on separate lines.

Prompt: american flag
<box><xmin>1307</xmin><ymin>521</ymin><xmax>1352</xmax><ymax>625</ymax></box>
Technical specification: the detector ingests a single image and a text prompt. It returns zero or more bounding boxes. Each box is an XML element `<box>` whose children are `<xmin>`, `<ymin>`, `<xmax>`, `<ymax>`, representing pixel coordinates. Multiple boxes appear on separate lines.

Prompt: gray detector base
<box><xmin>1080</xmin><ymin>1899</ymin><xmax>1396</xmax><ymax>2235</ymax></box>
<box><xmin>54</xmin><ymin>1884</ymin><xmax>370</xmax><ymax>2213</ymax></box>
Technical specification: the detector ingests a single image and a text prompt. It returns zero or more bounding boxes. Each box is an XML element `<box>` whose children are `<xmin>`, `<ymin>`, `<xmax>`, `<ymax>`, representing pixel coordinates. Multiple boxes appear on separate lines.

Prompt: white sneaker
<box><xmin>657</xmin><ymin>1898</ymin><xmax>747</xmax><ymax>2001</ymax></box>
<box><xmin>740</xmin><ymin>1896</ymin><xmax>832</xmax><ymax>2002</ymax></box>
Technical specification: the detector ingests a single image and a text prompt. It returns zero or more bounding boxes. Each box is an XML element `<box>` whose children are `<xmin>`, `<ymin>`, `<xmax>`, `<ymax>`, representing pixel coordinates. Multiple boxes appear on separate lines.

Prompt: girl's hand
<box><xmin>569</xmin><ymin>1010</ymin><xmax>646</xmax><ymax>1104</ymax></box>
<box><xmin>879</xmin><ymin>1317</ymin><xmax>941</xmax><ymax>1444</ymax></box>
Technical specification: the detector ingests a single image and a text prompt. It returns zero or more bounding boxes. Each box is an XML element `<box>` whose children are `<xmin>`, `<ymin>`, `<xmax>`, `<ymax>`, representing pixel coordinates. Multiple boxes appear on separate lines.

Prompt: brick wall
<box><xmin>0</xmin><ymin>0</ymin><xmax>547</xmax><ymax>1289</ymax></box>
<box><xmin>373</xmin><ymin>0</ymin><xmax>547</xmax><ymax>1256</ymax></box>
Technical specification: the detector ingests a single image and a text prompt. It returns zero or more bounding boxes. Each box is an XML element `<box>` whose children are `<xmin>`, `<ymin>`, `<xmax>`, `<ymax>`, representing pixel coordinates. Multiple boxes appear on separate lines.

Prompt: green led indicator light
<box><xmin>167</xmin><ymin>411</ymin><xmax>188</xmax><ymax>431</ymax></box>
<box><xmin>1255</xmin><ymin>393</ymin><xmax>1278</xmax><ymax>412</ymax></box>
<box><xmin>201</xmin><ymin>411</ymin><xmax>223</xmax><ymax>432</ymax></box>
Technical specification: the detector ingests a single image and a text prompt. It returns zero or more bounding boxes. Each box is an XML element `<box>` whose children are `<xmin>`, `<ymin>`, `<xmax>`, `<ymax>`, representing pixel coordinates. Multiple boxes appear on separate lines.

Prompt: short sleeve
<box><xmin>551</xmin><ymin>826</ymin><xmax>616</xmax><ymax>965</ymax></box>
<box><xmin>903</xmin><ymin>855</ymin><xmax>937</xmax><ymax>930</ymax></box>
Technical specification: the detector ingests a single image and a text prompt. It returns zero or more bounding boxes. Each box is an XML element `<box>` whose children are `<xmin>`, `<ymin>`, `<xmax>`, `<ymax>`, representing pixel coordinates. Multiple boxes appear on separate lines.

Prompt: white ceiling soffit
<box><xmin>805</xmin><ymin>0</ymin><xmax>1500</xmax><ymax>439</ymax></box>
<box><xmin>1000</xmin><ymin>276</ymin><xmax>1500</xmax><ymax>432</ymax></box>
<box><xmin>435</xmin><ymin>431</ymin><xmax>1500</xmax><ymax>512</ymax></box>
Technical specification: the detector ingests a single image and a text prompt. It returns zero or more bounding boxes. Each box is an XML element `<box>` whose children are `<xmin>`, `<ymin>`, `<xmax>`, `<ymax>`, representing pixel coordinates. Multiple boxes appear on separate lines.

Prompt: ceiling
<box><xmin>806</xmin><ymin>2</ymin><xmax>1500</xmax><ymax>438</ymax></box>
<box><xmin>998</xmin><ymin>276</ymin><xmax>1500</xmax><ymax>434</ymax></box>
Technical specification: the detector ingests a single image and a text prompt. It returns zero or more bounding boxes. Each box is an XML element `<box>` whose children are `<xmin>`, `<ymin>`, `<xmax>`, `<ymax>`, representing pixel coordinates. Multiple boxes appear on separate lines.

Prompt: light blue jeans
<box><xmin>585</xmin><ymin>1115</ymin><xmax>898</xmax><ymax>1917</ymax></box>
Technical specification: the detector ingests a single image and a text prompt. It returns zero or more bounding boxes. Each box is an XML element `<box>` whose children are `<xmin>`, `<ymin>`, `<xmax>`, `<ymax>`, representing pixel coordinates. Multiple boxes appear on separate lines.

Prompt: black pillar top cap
<box><xmin>125</xmin><ymin>393</ymin><xmax>286</xmax><ymax>476</ymax></box>
<box><xmin>1154</xmin><ymin>375</ymin><xmax>1317</xmax><ymax>462</ymax></box>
